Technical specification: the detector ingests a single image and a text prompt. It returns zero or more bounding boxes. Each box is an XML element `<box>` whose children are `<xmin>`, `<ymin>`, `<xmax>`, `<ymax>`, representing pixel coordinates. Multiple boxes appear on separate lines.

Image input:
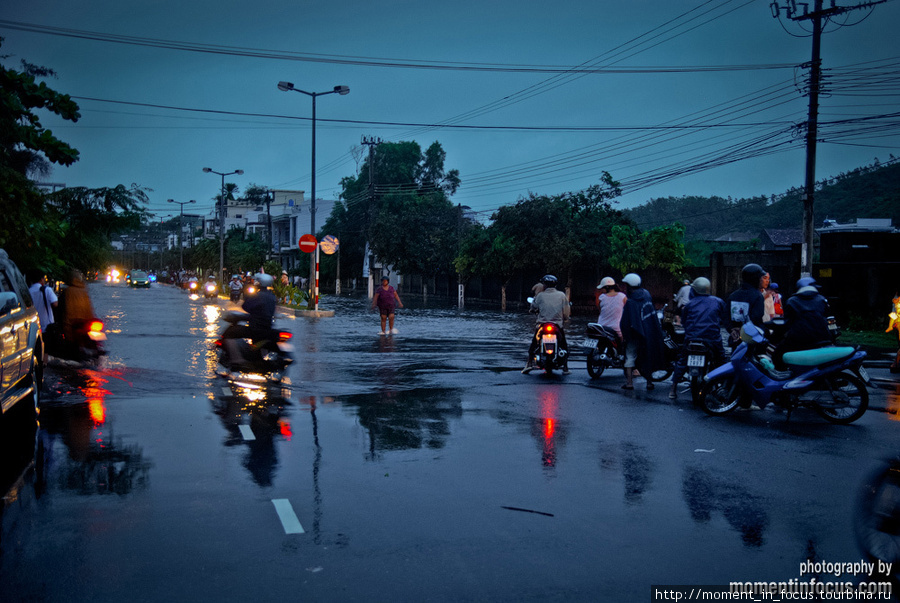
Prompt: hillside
<box><xmin>626</xmin><ymin>158</ymin><xmax>900</xmax><ymax>241</ymax></box>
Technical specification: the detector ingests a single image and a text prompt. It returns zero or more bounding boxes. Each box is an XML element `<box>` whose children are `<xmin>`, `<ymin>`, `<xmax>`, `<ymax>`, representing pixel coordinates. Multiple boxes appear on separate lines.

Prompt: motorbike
<box><xmin>528</xmin><ymin>322</ymin><xmax>569</xmax><ymax>374</ymax></box>
<box><xmin>46</xmin><ymin>318</ymin><xmax>107</xmax><ymax>363</ymax></box>
<box><xmin>680</xmin><ymin>339</ymin><xmax>718</xmax><ymax>403</ymax></box>
<box><xmin>203</xmin><ymin>281</ymin><xmax>218</xmax><ymax>299</ymax></box>
<box><xmin>855</xmin><ymin>457</ymin><xmax>900</xmax><ymax>584</ymax></box>
<box><xmin>215</xmin><ymin>311</ymin><xmax>293</xmax><ymax>382</ymax></box>
<box><xmin>229</xmin><ymin>285</ymin><xmax>242</xmax><ymax>302</ymax></box>
<box><xmin>699</xmin><ymin>322</ymin><xmax>869</xmax><ymax>424</ymax></box>
<box><xmin>583</xmin><ymin>322</ymin><xmax>677</xmax><ymax>382</ymax></box>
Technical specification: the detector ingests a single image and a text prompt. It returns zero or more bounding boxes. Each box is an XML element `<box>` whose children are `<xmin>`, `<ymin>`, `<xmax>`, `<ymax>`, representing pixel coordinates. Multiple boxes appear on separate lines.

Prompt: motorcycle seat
<box><xmin>782</xmin><ymin>346</ymin><xmax>856</xmax><ymax>367</ymax></box>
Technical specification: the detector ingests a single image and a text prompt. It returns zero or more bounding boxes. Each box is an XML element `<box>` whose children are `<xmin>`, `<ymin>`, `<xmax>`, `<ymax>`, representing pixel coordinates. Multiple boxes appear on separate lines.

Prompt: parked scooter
<box><xmin>215</xmin><ymin>311</ymin><xmax>293</xmax><ymax>382</ymax></box>
<box><xmin>700</xmin><ymin>322</ymin><xmax>869</xmax><ymax>423</ymax></box>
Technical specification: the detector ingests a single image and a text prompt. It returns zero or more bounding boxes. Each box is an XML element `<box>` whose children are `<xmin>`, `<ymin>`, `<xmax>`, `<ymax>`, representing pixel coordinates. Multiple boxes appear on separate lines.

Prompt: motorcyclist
<box><xmin>228</xmin><ymin>274</ymin><xmax>243</xmax><ymax>300</ymax></box>
<box><xmin>522</xmin><ymin>274</ymin><xmax>570</xmax><ymax>374</ymax></box>
<box><xmin>668</xmin><ymin>277</ymin><xmax>727</xmax><ymax>399</ymax></box>
<box><xmin>596</xmin><ymin>276</ymin><xmax>626</xmax><ymax>339</ymax></box>
<box><xmin>774</xmin><ymin>276</ymin><xmax>832</xmax><ymax>366</ymax></box>
<box><xmin>726</xmin><ymin>263</ymin><xmax>767</xmax><ymax>348</ymax></box>
<box><xmin>56</xmin><ymin>269</ymin><xmax>99</xmax><ymax>355</ymax></box>
<box><xmin>222</xmin><ymin>273</ymin><xmax>277</xmax><ymax>369</ymax></box>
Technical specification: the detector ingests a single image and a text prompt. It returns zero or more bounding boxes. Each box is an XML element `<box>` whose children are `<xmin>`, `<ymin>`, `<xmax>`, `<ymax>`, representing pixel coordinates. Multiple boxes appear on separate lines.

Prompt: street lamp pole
<box><xmin>167</xmin><ymin>198</ymin><xmax>195</xmax><ymax>271</ymax></box>
<box><xmin>277</xmin><ymin>82</ymin><xmax>349</xmax><ymax>311</ymax></box>
<box><xmin>202</xmin><ymin>167</ymin><xmax>243</xmax><ymax>285</ymax></box>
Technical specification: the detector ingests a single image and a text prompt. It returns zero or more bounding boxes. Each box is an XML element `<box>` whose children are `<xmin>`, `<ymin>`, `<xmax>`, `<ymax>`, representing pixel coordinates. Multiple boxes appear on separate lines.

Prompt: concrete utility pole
<box><xmin>361</xmin><ymin>135</ymin><xmax>381</xmax><ymax>299</ymax></box>
<box><xmin>771</xmin><ymin>0</ymin><xmax>886</xmax><ymax>276</ymax></box>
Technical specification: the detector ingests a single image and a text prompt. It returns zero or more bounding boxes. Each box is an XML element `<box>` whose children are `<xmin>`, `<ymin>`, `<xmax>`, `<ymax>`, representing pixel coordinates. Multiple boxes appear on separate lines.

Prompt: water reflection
<box><xmin>596</xmin><ymin>441</ymin><xmax>655</xmax><ymax>504</ymax></box>
<box><xmin>339</xmin><ymin>388</ymin><xmax>462</xmax><ymax>459</ymax></box>
<box><xmin>211</xmin><ymin>380</ymin><xmax>293</xmax><ymax>488</ymax></box>
<box><xmin>682</xmin><ymin>465</ymin><xmax>769</xmax><ymax>547</ymax></box>
<box><xmin>531</xmin><ymin>389</ymin><xmax>565</xmax><ymax>469</ymax></box>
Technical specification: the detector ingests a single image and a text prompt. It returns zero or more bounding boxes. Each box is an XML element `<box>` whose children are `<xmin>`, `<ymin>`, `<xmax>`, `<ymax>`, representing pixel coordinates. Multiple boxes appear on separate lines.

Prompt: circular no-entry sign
<box><xmin>298</xmin><ymin>234</ymin><xmax>318</xmax><ymax>253</ymax></box>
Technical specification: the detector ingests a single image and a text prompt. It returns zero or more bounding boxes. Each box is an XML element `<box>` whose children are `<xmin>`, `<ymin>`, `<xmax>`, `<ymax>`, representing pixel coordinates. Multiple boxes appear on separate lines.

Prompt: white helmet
<box><xmin>597</xmin><ymin>277</ymin><xmax>616</xmax><ymax>290</ymax></box>
<box><xmin>621</xmin><ymin>273</ymin><xmax>641</xmax><ymax>288</ymax></box>
<box><xmin>691</xmin><ymin>277</ymin><xmax>711</xmax><ymax>295</ymax></box>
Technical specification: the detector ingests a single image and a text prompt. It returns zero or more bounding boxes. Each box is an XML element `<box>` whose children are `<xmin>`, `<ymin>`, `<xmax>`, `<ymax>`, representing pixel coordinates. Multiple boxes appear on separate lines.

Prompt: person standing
<box><xmin>371</xmin><ymin>276</ymin><xmax>403</xmax><ymax>334</ymax></box>
<box><xmin>26</xmin><ymin>269</ymin><xmax>58</xmax><ymax>333</ymax></box>
<box><xmin>619</xmin><ymin>273</ymin><xmax>666</xmax><ymax>390</ymax></box>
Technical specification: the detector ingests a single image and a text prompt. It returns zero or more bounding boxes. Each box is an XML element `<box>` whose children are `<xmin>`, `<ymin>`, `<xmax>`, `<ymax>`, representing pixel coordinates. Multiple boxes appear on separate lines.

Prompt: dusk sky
<box><xmin>2</xmin><ymin>0</ymin><xmax>898</xmax><ymax>227</ymax></box>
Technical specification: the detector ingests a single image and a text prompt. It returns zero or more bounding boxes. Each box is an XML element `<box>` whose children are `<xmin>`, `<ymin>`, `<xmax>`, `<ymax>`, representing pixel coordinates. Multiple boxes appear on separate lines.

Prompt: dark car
<box><xmin>0</xmin><ymin>249</ymin><xmax>43</xmax><ymax>427</ymax></box>
<box><xmin>130</xmin><ymin>270</ymin><xmax>151</xmax><ymax>288</ymax></box>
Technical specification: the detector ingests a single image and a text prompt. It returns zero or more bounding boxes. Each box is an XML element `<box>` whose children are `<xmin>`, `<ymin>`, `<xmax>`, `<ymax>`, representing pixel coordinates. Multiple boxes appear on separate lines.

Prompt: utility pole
<box><xmin>771</xmin><ymin>0</ymin><xmax>886</xmax><ymax>276</ymax></box>
<box><xmin>361</xmin><ymin>135</ymin><xmax>382</xmax><ymax>298</ymax></box>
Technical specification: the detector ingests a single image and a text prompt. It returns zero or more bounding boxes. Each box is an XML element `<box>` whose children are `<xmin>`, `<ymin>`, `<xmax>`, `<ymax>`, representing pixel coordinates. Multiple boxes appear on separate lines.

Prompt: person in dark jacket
<box><xmin>726</xmin><ymin>263</ymin><xmax>767</xmax><ymax>348</ymax></box>
<box><xmin>669</xmin><ymin>277</ymin><xmax>727</xmax><ymax>399</ymax></box>
<box><xmin>223</xmin><ymin>273</ymin><xmax>277</xmax><ymax>369</ymax></box>
<box><xmin>774</xmin><ymin>277</ymin><xmax>832</xmax><ymax>366</ymax></box>
<box><xmin>619</xmin><ymin>273</ymin><xmax>666</xmax><ymax>390</ymax></box>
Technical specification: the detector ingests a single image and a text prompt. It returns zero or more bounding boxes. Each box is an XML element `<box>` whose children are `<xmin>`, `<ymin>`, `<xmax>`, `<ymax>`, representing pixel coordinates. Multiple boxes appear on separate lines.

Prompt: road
<box><xmin>2</xmin><ymin>281</ymin><xmax>899</xmax><ymax>602</ymax></box>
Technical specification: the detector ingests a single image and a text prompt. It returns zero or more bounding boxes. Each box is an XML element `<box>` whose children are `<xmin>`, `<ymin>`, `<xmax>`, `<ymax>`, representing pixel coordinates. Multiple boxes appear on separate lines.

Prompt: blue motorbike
<box><xmin>699</xmin><ymin>323</ymin><xmax>870</xmax><ymax>424</ymax></box>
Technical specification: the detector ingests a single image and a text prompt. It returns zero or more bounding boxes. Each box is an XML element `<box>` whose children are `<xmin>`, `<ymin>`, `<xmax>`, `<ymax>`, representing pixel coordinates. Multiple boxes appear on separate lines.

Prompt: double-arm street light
<box><xmin>202</xmin><ymin>167</ymin><xmax>243</xmax><ymax>284</ymax></box>
<box><xmin>277</xmin><ymin>81</ymin><xmax>349</xmax><ymax>311</ymax></box>
<box><xmin>167</xmin><ymin>198</ymin><xmax>195</xmax><ymax>271</ymax></box>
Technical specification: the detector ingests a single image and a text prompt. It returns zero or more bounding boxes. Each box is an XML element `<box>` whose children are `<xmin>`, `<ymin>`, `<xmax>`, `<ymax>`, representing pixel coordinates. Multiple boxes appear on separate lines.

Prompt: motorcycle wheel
<box><xmin>855</xmin><ymin>460</ymin><xmax>900</xmax><ymax>578</ymax></box>
<box><xmin>587</xmin><ymin>347</ymin><xmax>607</xmax><ymax>379</ymax></box>
<box><xmin>700</xmin><ymin>375</ymin><xmax>740</xmax><ymax>416</ymax></box>
<box><xmin>812</xmin><ymin>371</ymin><xmax>869</xmax><ymax>425</ymax></box>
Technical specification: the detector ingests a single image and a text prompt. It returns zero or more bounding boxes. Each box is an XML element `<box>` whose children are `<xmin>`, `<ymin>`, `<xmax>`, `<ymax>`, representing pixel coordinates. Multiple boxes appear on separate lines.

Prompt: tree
<box><xmin>46</xmin><ymin>184</ymin><xmax>149</xmax><ymax>273</ymax></box>
<box><xmin>0</xmin><ymin>39</ymin><xmax>81</xmax><ymax>268</ymax></box>
<box><xmin>608</xmin><ymin>223</ymin><xmax>687</xmax><ymax>278</ymax></box>
<box><xmin>326</xmin><ymin>140</ymin><xmax>462</xmax><ymax>284</ymax></box>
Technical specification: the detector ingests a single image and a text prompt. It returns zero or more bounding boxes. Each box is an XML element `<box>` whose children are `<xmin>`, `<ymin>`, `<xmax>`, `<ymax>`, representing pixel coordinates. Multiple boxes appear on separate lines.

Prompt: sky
<box><xmin>2</xmin><ymin>0</ymin><xmax>899</xmax><ymax>227</ymax></box>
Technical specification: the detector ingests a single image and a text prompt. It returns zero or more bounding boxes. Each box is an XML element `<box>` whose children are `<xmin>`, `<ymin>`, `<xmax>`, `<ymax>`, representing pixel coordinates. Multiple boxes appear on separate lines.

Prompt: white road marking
<box><xmin>272</xmin><ymin>499</ymin><xmax>305</xmax><ymax>534</ymax></box>
<box><xmin>239</xmin><ymin>425</ymin><xmax>255</xmax><ymax>441</ymax></box>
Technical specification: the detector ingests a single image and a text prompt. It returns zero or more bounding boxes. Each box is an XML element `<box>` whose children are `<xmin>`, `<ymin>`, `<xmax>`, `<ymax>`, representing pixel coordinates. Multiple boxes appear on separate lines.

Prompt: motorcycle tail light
<box><xmin>545</xmin><ymin>324</ymin><xmax>554</xmax><ymax>333</ymax></box>
<box><xmin>278</xmin><ymin>331</ymin><xmax>292</xmax><ymax>342</ymax></box>
<box><xmin>88</xmin><ymin>320</ymin><xmax>104</xmax><ymax>333</ymax></box>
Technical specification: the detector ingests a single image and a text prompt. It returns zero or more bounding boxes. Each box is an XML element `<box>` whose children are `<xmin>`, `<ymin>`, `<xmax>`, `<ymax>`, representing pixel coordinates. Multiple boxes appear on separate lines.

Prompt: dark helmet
<box><xmin>541</xmin><ymin>274</ymin><xmax>558</xmax><ymax>288</ymax></box>
<box><xmin>741</xmin><ymin>263</ymin><xmax>766</xmax><ymax>287</ymax></box>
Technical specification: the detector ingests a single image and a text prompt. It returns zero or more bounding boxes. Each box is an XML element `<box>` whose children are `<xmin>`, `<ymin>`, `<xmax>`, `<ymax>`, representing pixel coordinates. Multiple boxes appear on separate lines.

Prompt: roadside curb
<box><xmin>277</xmin><ymin>306</ymin><xmax>335</xmax><ymax>318</ymax></box>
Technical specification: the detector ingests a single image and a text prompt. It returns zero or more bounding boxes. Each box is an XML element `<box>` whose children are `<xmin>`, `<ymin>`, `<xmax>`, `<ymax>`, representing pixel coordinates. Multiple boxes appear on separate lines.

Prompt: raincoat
<box><xmin>619</xmin><ymin>287</ymin><xmax>666</xmax><ymax>377</ymax></box>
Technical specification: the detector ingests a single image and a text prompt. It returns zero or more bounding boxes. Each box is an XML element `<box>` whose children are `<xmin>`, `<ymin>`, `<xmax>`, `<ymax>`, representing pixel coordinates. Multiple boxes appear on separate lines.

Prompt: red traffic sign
<box><xmin>298</xmin><ymin>234</ymin><xmax>318</xmax><ymax>253</ymax></box>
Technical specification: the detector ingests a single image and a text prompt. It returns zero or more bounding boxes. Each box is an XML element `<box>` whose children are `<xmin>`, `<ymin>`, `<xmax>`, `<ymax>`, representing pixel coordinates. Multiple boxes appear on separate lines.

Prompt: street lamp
<box><xmin>167</xmin><ymin>198</ymin><xmax>195</xmax><ymax>271</ymax></box>
<box><xmin>277</xmin><ymin>81</ymin><xmax>349</xmax><ymax>311</ymax></box>
<box><xmin>202</xmin><ymin>167</ymin><xmax>243</xmax><ymax>285</ymax></box>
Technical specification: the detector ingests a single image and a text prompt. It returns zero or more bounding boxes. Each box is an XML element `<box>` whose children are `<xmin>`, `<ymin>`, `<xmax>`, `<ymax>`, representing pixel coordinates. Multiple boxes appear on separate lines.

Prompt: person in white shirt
<box><xmin>27</xmin><ymin>269</ymin><xmax>58</xmax><ymax>332</ymax></box>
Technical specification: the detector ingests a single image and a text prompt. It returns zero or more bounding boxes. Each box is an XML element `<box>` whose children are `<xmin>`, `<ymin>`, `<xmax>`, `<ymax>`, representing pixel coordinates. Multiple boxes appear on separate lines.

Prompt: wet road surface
<box><xmin>1</xmin><ymin>282</ymin><xmax>899</xmax><ymax>602</ymax></box>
